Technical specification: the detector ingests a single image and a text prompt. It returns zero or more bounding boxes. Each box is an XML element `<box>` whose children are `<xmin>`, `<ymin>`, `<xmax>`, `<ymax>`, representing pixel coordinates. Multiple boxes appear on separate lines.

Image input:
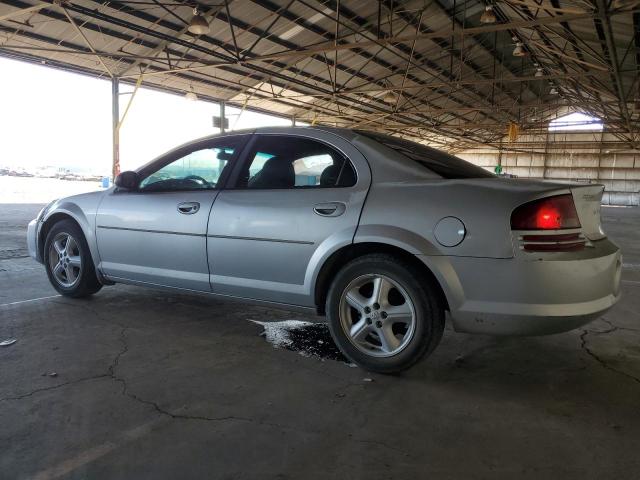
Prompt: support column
<box><xmin>220</xmin><ymin>100</ymin><xmax>226</xmax><ymax>133</ymax></box>
<box><xmin>111</xmin><ymin>77</ymin><xmax>120</xmax><ymax>180</ymax></box>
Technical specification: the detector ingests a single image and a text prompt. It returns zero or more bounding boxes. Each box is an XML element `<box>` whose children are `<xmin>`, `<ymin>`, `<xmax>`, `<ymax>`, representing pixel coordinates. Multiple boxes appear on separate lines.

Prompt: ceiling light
<box><xmin>512</xmin><ymin>42</ymin><xmax>527</xmax><ymax>57</ymax></box>
<box><xmin>480</xmin><ymin>5</ymin><xmax>496</xmax><ymax>24</ymax></box>
<box><xmin>549</xmin><ymin>87</ymin><xmax>558</xmax><ymax>95</ymax></box>
<box><xmin>185</xmin><ymin>86</ymin><xmax>198</xmax><ymax>101</ymax></box>
<box><xmin>383</xmin><ymin>90</ymin><xmax>397</xmax><ymax>104</ymax></box>
<box><xmin>188</xmin><ymin>9</ymin><xmax>209</xmax><ymax>35</ymax></box>
<box><xmin>534</xmin><ymin>68</ymin><xmax>544</xmax><ymax>77</ymax></box>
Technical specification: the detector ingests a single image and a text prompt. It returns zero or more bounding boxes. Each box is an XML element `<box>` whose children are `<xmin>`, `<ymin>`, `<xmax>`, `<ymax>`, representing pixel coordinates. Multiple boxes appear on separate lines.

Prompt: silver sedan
<box><xmin>27</xmin><ymin>127</ymin><xmax>622</xmax><ymax>372</ymax></box>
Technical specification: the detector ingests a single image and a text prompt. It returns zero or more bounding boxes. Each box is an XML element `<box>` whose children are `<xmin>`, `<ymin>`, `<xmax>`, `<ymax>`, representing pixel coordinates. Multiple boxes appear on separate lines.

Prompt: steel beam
<box><xmin>595</xmin><ymin>0</ymin><xmax>637</xmax><ymax>145</ymax></box>
<box><xmin>0</xmin><ymin>2</ymin><xmax>46</xmax><ymax>22</ymax></box>
<box><xmin>253</xmin><ymin>12</ymin><xmax>611</xmax><ymax>62</ymax></box>
<box><xmin>60</xmin><ymin>6</ymin><xmax>113</xmax><ymax>78</ymax></box>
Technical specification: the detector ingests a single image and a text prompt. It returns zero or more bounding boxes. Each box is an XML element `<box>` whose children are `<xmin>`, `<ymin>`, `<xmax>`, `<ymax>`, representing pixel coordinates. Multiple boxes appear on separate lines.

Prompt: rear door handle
<box><xmin>313</xmin><ymin>202</ymin><xmax>346</xmax><ymax>217</ymax></box>
<box><xmin>177</xmin><ymin>202</ymin><xmax>200</xmax><ymax>215</ymax></box>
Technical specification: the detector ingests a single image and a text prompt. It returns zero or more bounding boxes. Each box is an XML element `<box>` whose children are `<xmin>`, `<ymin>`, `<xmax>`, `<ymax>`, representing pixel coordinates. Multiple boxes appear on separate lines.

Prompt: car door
<box><xmin>207</xmin><ymin>130</ymin><xmax>371</xmax><ymax>306</ymax></box>
<box><xmin>96</xmin><ymin>134</ymin><xmax>248</xmax><ymax>291</ymax></box>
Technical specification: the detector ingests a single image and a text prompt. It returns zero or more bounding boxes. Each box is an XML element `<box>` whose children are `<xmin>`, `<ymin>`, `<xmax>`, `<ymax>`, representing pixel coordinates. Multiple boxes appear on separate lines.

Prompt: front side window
<box><xmin>237</xmin><ymin>135</ymin><xmax>356</xmax><ymax>189</ymax></box>
<box><xmin>139</xmin><ymin>142</ymin><xmax>237</xmax><ymax>192</ymax></box>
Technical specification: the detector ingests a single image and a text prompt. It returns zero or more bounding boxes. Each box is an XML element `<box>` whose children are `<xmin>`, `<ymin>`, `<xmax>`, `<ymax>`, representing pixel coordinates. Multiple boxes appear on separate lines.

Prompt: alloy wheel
<box><xmin>48</xmin><ymin>232</ymin><xmax>82</xmax><ymax>288</ymax></box>
<box><xmin>339</xmin><ymin>274</ymin><xmax>416</xmax><ymax>357</ymax></box>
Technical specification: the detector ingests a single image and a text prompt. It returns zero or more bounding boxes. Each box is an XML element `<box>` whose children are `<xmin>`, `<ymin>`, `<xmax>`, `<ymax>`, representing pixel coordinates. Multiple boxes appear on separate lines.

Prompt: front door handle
<box><xmin>313</xmin><ymin>202</ymin><xmax>346</xmax><ymax>217</ymax></box>
<box><xmin>177</xmin><ymin>202</ymin><xmax>200</xmax><ymax>215</ymax></box>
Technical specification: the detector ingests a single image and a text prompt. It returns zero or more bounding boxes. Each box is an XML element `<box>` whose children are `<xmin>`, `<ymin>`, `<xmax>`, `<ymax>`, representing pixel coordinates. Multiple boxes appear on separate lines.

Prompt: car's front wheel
<box><xmin>326</xmin><ymin>254</ymin><xmax>444</xmax><ymax>373</ymax></box>
<box><xmin>44</xmin><ymin>219</ymin><xmax>102</xmax><ymax>298</ymax></box>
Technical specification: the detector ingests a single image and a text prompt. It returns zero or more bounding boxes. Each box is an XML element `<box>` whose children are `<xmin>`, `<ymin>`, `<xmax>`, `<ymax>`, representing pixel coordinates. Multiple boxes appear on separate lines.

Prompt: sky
<box><xmin>548</xmin><ymin>112</ymin><xmax>603</xmax><ymax>132</ymax></box>
<box><xmin>0</xmin><ymin>57</ymin><xmax>292</xmax><ymax>175</ymax></box>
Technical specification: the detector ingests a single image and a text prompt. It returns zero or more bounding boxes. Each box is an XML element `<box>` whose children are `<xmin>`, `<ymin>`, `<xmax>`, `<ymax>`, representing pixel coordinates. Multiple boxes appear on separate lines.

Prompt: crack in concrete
<box><xmin>107</xmin><ymin>328</ymin><xmax>129</xmax><ymax>377</ymax></box>
<box><xmin>2</xmin><ymin>303</ymin><xmax>360</xmax><ymax>421</ymax></box>
<box><xmin>597</xmin><ymin>317</ymin><xmax>640</xmax><ymax>334</ymax></box>
<box><xmin>579</xmin><ymin>329</ymin><xmax>640</xmax><ymax>385</ymax></box>
<box><xmin>0</xmin><ymin>325</ymin><xmax>128</xmax><ymax>402</ymax></box>
<box><xmin>50</xmin><ymin>299</ymin><xmax>128</xmax><ymax>329</ymax></box>
<box><xmin>1</xmin><ymin>327</ymin><xmax>279</xmax><ymax>429</ymax></box>
<box><xmin>2</xmin><ymin>312</ymin><xmax>408</xmax><ymax>460</ymax></box>
<box><xmin>597</xmin><ymin>318</ymin><xmax>618</xmax><ymax>334</ymax></box>
<box><xmin>120</xmin><ymin>389</ymin><xmax>254</xmax><ymax>423</ymax></box>
<box><xmin>0</xmin><ymin>374</ymin><xmax>109</xmax><ymax>402</ymax></box>
<box><xmin>2</xmin><ymin>301</ymin><xmax>369</xmax><ymax>439</ymax></box>
<box><xmin>107</xmin><ymin>327</ymin><xmax>258</xmax><ymax>425</ymax></box>
<box><xmin>107</xmin><ymin>329</ymin><xmax>373</xmax><ymax>440</ymax></box>
<box><xmin>357</xmin><ymin>439</ymin><xmax>411</xmax><ymax>456</ymax></box>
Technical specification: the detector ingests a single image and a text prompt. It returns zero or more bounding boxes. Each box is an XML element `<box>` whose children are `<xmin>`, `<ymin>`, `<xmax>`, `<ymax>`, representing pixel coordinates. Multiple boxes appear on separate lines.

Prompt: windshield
<box><xmin>357</xmin><ymin>131</ymin><xmax>495</xmax><ymax>179</ymax></box>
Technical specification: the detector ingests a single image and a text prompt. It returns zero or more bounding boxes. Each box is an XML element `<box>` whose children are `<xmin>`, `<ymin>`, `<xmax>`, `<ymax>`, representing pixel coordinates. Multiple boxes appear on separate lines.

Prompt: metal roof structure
<box><xmin>1</xmin><ymin>0</ymin><xmax>638</xmax><ymax>150</ymax></box>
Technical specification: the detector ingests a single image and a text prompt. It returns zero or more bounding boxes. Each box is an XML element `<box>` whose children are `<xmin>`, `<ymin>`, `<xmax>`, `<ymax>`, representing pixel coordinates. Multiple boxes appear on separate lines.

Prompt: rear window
<box><xmin>357</xmin><ymin>131</ymin><xmax>495</xmax><ymax>179</ymax></box>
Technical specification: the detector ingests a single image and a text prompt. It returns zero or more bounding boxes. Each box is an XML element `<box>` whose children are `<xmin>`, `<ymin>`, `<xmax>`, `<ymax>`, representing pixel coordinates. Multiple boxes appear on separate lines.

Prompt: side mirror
<box><xmin>115</xmin><ymin>171</ymin><xmax>140</xmax><ymax>190</ymax></box>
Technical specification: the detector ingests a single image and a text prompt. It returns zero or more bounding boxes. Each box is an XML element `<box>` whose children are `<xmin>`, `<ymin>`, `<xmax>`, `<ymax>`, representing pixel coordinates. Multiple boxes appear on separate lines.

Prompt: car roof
<box><xmin>135</xmin><ymin>126</ymin><xmax>363</xmax><ymax>174</ymax></box>
<box><xmin>183</xmin><ymin>126</ymin><xmax>361</xmax><ymax>145</ymax></box>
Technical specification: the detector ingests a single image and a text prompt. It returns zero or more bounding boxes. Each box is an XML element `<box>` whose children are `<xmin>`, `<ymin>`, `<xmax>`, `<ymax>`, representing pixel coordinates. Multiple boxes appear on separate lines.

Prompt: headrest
<box><xmin>249</xmin><ymin>157</ymin><xmax>295</xmax><ymax>188</ymax></box>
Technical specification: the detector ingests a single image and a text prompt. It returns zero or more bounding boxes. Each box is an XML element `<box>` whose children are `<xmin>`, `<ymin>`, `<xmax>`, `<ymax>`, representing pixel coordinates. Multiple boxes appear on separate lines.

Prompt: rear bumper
<box><xmin>448</xmin><ymin>293</ymin><xmax>619</xmax><ymax>336</ymax></box>
<box><xmin>419</xmin><ymin>238</ymin><xmax>622</xmax><ymax>335</ymax></box>
<box><xmin>27</xmin><ymin>219</ymin><xmax>42</xmax><ymax>263</ymax></box>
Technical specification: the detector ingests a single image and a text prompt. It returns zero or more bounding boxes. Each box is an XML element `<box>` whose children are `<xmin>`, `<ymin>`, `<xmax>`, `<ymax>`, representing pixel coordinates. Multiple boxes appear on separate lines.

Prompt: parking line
<box><xmin>30</xmin><ymin>420</ymin><xmax>160</xmax><ymax>480</ymax></box>
<box><xmin>0</xmin><ymin>294</ymin><xmax>61</xmax><ymax>307</ymax></box>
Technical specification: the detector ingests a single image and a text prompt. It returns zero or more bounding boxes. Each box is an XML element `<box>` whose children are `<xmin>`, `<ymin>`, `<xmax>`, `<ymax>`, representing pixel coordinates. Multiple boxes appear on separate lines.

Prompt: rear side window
<box><xmin>238</xmin><ymin>135</ymin><xmax>357</xmax><ymax>189</ymax></box>
<box><xmin>357</xmin><ymin>131</ymin><xmax>494</xmax><ymax>179</ymax></box>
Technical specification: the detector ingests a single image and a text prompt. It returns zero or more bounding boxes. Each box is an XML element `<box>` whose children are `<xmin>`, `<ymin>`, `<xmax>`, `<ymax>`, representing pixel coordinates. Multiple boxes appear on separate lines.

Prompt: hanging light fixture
<box><xmin>512</xmin><ymin>41</ymin><xmax>527</xmax><ymax>57</ymax></box>
<box><xmin>534</xmin><ymin>67</ymin><xmax>544</xmax><ymax>77</ymax></box>
<box><xmin>188</xmin><ymin>8</ymin><xmax>209</xmax><ymax>35</ymax></box>
<box><xmin>383</xmin><ymin>89</ymin><xmax>397</xmax><ymax>104</ymax></box>
<box><xmin>480</xmin><ymin>5</ymin><xmax>496</xmax><ymax>24</ymax></box>
<box><xmin>549</xmin><ymin>85</ymin><xmax>558</xmax><ymax>95</ymax></box>
<box><xmin>185</xmin><ymin>85</ymin><xmax>198</xmax><ymax>101</ymax></box>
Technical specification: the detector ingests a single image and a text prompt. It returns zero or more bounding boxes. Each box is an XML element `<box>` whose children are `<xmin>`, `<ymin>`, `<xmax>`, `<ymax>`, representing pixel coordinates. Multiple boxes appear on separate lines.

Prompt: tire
<box><xmin>44</xmin><ymin>219</ymin><xmax>102</xmax><ymax>298</ymax></box>
<box><xmin>326</xmin><ymin>254</ymin><xmax>444</xmax><ymax>374</ymax></box>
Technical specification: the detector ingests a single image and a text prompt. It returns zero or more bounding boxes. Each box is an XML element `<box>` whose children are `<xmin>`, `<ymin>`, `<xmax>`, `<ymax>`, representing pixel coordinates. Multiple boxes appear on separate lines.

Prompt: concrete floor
<box><xmin>1</xmin><ymin>203</ymin><xmax>639</xmax><ymax>480</ymax></box>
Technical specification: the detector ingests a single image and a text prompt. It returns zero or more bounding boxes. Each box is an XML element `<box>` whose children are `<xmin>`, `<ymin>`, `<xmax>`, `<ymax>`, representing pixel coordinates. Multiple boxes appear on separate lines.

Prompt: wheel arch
<box><xmin>39</xmin><ymin>213</ymin><xmax>80</xmax><ymax>259</ymax></box>
<box><xmin>314</xmin><ymin>242</ymin><xmax>450</xmax><ymax>315</ymax></box>
<box><xmin>39</xmin><ymin>206</ymin><xmax>100</xmax><ymax>271</ymax></box>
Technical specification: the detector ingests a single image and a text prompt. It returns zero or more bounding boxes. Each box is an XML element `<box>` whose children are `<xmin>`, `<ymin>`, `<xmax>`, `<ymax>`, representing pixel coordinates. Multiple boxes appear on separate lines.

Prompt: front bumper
<box><xmin>27</xmin><ymin>219</ymin><xmax>42</xmax><ymax>263</ymax></box>
<box><xmin>421</xmin><ymin>238</ymin><xmax>622</xmax><ymax>335</ymax></box>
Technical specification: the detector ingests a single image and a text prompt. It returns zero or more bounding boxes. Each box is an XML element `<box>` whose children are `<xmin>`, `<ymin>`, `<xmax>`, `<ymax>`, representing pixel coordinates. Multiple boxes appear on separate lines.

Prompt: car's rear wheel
<box><xmin>44</xmin><ymin>219</ymin><xmax>102</xmax><ymax>298</ymax></box>
<box><xmin>326</xmin><ymin>254</ymin><xmax>444</xmax><ymax>373</ymax></box>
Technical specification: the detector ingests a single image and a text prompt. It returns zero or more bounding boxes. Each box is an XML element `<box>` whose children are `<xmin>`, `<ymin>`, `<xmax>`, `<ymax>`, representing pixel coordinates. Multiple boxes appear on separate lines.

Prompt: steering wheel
<box><xmin>184</xmin><ymin>175</ymin><xmax>210</xmax><ymax>187</ymax></box>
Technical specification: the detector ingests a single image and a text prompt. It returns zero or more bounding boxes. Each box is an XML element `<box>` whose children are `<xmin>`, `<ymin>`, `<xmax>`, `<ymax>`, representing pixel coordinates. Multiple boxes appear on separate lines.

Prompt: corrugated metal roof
<box><xmin>1</xmin><ymin>0</ymin><xmax>637</xmax><ymax>150</ymax></box>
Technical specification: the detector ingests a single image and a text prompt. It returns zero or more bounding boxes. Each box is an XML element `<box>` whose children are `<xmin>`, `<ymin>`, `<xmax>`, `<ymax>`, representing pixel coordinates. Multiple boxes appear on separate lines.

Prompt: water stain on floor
<box><xmin>251</xmin><ymin>320</ymin><xmax>351</xmax><ymax>364</ymax></box>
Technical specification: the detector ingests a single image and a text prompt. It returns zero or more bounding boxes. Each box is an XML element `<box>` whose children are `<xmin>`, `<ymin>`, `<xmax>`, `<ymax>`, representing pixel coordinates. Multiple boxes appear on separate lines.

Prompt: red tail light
<box><xmin>511</xmin><ymin>194</ymin><xmax>581</xmax><ymax>230</ymax></box>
